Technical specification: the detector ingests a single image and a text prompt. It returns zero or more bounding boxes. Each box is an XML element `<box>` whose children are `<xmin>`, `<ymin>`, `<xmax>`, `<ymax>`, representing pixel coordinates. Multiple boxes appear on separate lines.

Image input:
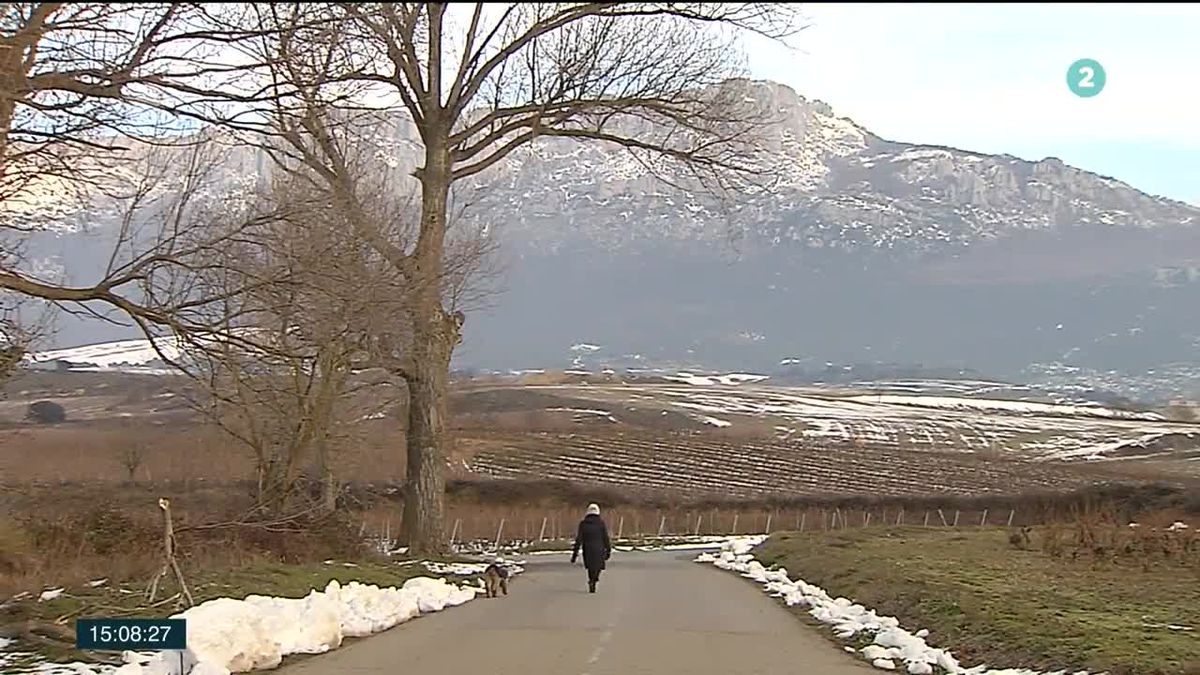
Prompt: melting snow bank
<box><xmin>696</xmin><ymin>537</ymin><xmax>1104</xmax><ymax>675</ymax></box>
<box><xmin>14</xmin><ymin>574</ymin><xmax>502</xmax><ymax>675</ymax></box>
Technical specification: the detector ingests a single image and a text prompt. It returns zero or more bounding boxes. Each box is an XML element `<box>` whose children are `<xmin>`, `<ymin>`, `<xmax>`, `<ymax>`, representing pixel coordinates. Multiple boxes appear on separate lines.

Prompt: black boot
<box><xmin>588</xmin><ymin>579</ymin><xmax>596</xmax><ymax>593</ymax></box>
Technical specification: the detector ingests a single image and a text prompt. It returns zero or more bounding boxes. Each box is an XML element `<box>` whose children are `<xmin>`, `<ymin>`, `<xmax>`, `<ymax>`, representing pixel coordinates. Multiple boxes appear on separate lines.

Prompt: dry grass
<box><xmin>756</xmin><ymin>520</ymin><xmax>1200</xmax><ymax>675</ymax></box>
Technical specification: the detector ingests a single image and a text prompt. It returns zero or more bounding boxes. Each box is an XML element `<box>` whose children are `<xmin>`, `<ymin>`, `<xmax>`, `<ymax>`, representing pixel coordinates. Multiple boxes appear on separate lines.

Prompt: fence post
<box><xmin>538</xmin><ymin>516</ymin><xmax>548</xmax><ymax>542</ymax></box>
<box><xmin>765</xmin><ymin>511</ymin><xmax>773</xmax><ymax>534</ymax></box>
<box><xmin>695</xmin><ymin>514</ymin><xmax>702</xmax><ymax>536</ymax></box>
<box><xmin>658</xmin><ymin>514</ymin><xmax>666</xmax><ymax>537</ymax></box>
<box><xmin>494</xmin><ymin>518</ymin><xmax>506</xmax><ymax>551</ymax></box>
<box><xmin>980</xmin><ymin>509</ymin><xmax>989</xmax><ymax>527</ymax></box>
<box><xmin>449</xmin><ymin>518</ymin><xmax>461</xmax><ymax>548</ymax></box>
<box><xmin>952</xmin><ymin>510</ymin><xmax>960</xmax><ymax>527</ymax></box>
<box><xmin>834</xmin><ymin>508</ymin><xmax>843</xmax><ymax>529</ymax></box>
<box><xmin>1007</xmin><ymin>509</ymin><xmax>1016</xmax><ymax>527</ymax></box>
<box><xmin>731</xmin><ymin>512</ymin><xmax>740</xmax><ymax>534</ymax></box>
<box><xmin>896</xmin><ymin>509</ymin><xmax>904</xmax><ymax>526</ymax></box>
<box><xmin>799</xmin><ymin>511</ymin><xmax>806</xmax><ymax>533</ymax></box>
<box><xmin>617</xmin><ymin>515</ymin><xmax>624</xmax><ymax>540</ymax></box>
<box><xmin>938</xmin><ymin>509</ymin><xmax>948</xmax><ymax>527</ymax></box>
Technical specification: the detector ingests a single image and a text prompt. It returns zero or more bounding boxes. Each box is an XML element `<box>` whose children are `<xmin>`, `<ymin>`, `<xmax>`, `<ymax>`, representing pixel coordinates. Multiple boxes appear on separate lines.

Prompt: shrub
<box><xmin>26</xmin><ymin>400</ymin><xmax>66</xmax><ymax>424</ymax></box>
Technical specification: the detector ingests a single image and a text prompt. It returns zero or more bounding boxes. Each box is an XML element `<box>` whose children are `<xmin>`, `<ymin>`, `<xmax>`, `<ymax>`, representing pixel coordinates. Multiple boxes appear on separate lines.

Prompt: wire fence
<box><xmin>364</xmin><ymin>505</ymin><xmax>1028</xmax><ymax>553</ymax></box>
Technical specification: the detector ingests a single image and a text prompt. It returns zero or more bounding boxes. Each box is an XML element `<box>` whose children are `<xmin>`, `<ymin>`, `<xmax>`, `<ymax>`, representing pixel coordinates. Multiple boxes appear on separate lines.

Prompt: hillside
<box><xmin>11</xmin><ymin>80</ymin><xmax>1200</xmax><ymax>383</ymax></box>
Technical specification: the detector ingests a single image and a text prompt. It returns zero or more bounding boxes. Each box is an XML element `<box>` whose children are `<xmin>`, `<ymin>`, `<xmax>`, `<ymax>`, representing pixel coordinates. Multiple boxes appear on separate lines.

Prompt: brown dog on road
<box><xmin>483</xmin><ymin>563</ymin><xmax>509</xmax><ymax>598</ymax></box>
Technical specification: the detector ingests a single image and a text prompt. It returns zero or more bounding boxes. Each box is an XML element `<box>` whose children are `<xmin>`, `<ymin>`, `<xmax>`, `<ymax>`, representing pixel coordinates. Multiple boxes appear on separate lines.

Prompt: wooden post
<box><xmin>896</xmin><ymin>509</ymin><xmax>904</xmax><ymax>526</ymax></box>
<box><xmin>658</xmin><ymin>514</ymin><xmax>666</xmax><ymax>536</ymax></box>
<box><xmin>148</xmin><ymin>498</ymin><xmax>194</xmax><ymax>607</ymax></box>
<box><xmin>834</xmin><ymin>508</ymin><xmax>843</xmax><ymax>529</ymax></box>
<box><xmin>449</xmin><ymin>518</ymin><xmax>462</xmax><ymax>547</ymax></box>
<box><xmin>617</xmin><ymin>515</ymin><xmax>625</xmax><ymax>539</ymax></box>
<box><xmin>765</xmin><ymin>511</ymin><xmax>773</xmax><ymax>534</ymax></box>
<box><xmin>494</xmin><ymin>518</ymin><xmax>506</xmax><ymax>551</ymax></box>
<box><xmin>938</xmin><ymin>509</ymin><xmax>948</xmax><ymax>526</ymax></box>
<box><xmin>864</xmin><ymin>511</ymin><xmax>871</xmax><ymax>527</ymax></box>
<box><xmin>1007</xmin><ymin>509</ymin><xmax>1016</xmax><ymax>527</ymax></box>
<box><xmin>538</xmin><ymin>516</ymin><xmax>548</xmax><ymax>542</ymax></box>
<box><xmin>980</xmin><ymin>509</ymin><xmax>989</xmax><ymax>527</ymax></box>
<box><xmin>799</xmin><ymin>512</ymin><xmax>806</xmax><ymax>532</ymax></box>
<box><xmin>731</xmin><ymin>512</ymin><xmax>740</xmax><ymax>534</ymax></box>
<box><xmin>952</xmin><ymin>510</ymin><xmax>960</xmax><ymax>527</ymax></box>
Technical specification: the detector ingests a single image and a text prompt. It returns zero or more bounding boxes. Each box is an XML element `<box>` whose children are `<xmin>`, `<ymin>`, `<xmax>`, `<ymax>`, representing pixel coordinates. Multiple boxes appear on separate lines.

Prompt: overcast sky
<box><xmin>744</xmin><ymin>3</ymin><xmax>1200</xmax><ymax>205</ymax></box>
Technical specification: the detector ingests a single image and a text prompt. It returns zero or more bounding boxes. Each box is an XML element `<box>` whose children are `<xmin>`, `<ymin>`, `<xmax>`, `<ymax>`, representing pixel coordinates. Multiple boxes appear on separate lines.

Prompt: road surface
<box><xmin>280</xmin><ymin>550</ymin><xmax>873</xmax><ymax>675</ymax></box>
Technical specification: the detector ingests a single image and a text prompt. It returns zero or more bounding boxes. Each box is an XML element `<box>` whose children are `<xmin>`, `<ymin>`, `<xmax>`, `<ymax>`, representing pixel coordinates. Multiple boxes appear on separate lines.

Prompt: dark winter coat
<box><xmin>572</xmin><ymin>513</ymin><xmax>612</xmax><ymax>571</ymax></box>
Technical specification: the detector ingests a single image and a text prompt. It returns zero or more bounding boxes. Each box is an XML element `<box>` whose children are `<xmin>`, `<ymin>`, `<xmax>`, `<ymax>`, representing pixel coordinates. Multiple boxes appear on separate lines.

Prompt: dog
<box><xmin>482</xmin><ymin>563</ymin><xmax>509</xmax><ymax>598</ymax></box>
<box><xmin>1008</xmin><ymin>526</ymin><xmax>1032</xmax><ymax>550</ymax></box>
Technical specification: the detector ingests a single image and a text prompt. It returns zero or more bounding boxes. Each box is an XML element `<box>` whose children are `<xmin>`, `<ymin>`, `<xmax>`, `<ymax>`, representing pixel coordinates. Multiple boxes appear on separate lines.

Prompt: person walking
<box><xmin>571</xmin><ymin>503</ymin><xmax>612</xmax><ymax>593</ymax></box>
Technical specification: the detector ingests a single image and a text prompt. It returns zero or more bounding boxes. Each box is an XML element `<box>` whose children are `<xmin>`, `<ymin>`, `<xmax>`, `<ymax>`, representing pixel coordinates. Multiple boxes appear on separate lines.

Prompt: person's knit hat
<box><xmin>586</xmin><ymin>503</ymin><xmax>600</xmax><ymax>516</ymax></box>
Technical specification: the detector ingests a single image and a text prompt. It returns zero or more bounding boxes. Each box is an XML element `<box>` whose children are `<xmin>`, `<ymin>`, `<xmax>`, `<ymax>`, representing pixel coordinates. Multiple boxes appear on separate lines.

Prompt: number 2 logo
<box><xmin>1077</xmin><ymin>66</ymin><xmax>1095</xmax><ymax>88</ymax></box>
<box><xmin>1068</xmin><ymin>59</ymin><xmax>1106</xmax><ymax>98</ymax></box>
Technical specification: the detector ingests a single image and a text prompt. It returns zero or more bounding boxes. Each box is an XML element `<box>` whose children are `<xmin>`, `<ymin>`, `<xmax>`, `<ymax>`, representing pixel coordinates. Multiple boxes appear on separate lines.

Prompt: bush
<box><xmin>26</xmin><ymin>400</ymin><xmax>66</xmax><ymax>424</ymax></box>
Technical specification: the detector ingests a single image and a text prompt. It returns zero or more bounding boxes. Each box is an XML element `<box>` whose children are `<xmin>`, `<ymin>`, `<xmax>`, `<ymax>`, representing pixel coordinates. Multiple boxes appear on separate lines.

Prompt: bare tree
<box><xmin>0</xmin><ymin>3</ymin><xmax>281</xmax><ymax>340</ymax></box>
<box><xmin>234</xmin><ymin>2</ymin><xmax>799</xmax><ymax>553</ymax></box>
<box><xmin>3</xmin><ymin>3</ymin><xmax>798</xmax><ymax>554</ymax></box>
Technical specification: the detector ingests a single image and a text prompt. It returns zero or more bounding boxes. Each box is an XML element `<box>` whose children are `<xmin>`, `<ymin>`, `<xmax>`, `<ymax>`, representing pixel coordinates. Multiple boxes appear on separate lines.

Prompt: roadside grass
<box><xmin>2</xmin><ymin>555</ymin><xmax>478</xmax><ymax>667</ymax></box>
<box><xmin>754</xmin><ymin>527</ymin><xmax>1200</xmax><ymax>675</ymax></box>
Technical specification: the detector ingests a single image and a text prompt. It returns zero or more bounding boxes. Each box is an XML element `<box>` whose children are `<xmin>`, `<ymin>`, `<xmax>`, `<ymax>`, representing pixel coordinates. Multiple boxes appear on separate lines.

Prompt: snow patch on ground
<box><xmin>665</xmin><ymin>372</ymin><xmax>770</xmax><ymax>386</ymax></box>
<box><xmin>547</xmin><ymin>407</ymin><xmax>617</xmax><ymax>423</ymax></box>
<box><xmin>696</xmin><ymin>537</ymin><xmax>1100</xmax><ymax>675</ymax></box>
<box><xmin>3</xmin><ymin>566</ymin><xmax>522</xmax><ymax>675</ymax></box>
<box><xmin>421</xmin><ymin>560</ymin><xmax>525</xmax><ymax>577</ymax></box>
<box><xmin>26</xmin><ymin>338</ymin><xmax>184</xmax><ymax>368</ymax></box>
<box><xmin>845</xmin><ymin>393</ymin><xmax>1163</xmax><ymax>422</ymax></box>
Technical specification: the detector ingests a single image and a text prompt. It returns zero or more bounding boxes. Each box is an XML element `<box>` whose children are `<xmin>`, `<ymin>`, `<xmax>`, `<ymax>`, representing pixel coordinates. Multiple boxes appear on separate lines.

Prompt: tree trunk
<box><xmin>402</xmin><ymin>139</ymin><xmax>460</xmax><ymax>555</ymax></box>
<box><xmin>402</xmin><ymin>333</ymin><xmax>454</xmax><ymax>554</ymax></box>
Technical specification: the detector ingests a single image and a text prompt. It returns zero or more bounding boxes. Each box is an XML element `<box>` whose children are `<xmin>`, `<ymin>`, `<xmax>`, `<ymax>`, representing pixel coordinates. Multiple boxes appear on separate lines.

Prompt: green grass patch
<box><xmin>755</xmin><ymin>527</ymin><xmax>1200</xmax><ymax>675</ymax></box>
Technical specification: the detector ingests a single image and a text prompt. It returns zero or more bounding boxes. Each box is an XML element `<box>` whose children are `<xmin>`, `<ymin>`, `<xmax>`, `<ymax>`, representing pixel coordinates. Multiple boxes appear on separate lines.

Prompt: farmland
<box><xmin>1</xmin><ymin>370</ymin><xmax>1196</xmax><ymax>503</ymax></box>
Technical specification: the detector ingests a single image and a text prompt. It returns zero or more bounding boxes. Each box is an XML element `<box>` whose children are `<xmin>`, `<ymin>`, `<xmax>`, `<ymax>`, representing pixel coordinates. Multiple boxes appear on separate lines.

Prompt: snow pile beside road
<box><xmin>421</xmin><ymin>560</ymin><xmax>526</xmax><ymax>577</ymax></box>
<box><xmin>696</xmin><ymin>537</ymin><xmax>1100</xmax><ymax>675</ymax></box>
<box><xmin>53</xmin><ymin>575</ymin><xmax>486</xmax><ymax>675</ymax></box>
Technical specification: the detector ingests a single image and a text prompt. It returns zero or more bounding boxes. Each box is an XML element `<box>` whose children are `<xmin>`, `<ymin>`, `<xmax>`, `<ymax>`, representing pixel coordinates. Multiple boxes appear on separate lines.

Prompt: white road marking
<box><xmin>582</xmin><ymin>624</ymin><xmax>615</xmax><ymax>673</ymax></box>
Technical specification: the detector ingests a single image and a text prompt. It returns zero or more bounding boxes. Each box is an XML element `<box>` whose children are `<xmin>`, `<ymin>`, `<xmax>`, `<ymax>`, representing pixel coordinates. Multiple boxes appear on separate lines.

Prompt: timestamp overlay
<box><xmin>76</xmin><ymin>618</ymin><xmax>187</xmax><ymax>651</ymax></box>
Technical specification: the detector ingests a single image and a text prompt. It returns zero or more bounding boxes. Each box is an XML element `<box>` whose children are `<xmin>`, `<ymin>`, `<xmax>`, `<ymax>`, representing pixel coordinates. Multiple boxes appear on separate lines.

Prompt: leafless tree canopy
<box><xmin>0</xmin><ymin>3</ymin><xmax>800</xmax><ymax>550</ymax></box>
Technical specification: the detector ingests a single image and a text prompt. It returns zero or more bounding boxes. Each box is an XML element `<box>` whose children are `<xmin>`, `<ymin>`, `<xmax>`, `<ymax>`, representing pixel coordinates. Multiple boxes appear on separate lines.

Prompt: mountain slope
<box><xmin>9</xmin><ymin>80</ymin><xmax>1200</xmax><ymax>384</ymax></box>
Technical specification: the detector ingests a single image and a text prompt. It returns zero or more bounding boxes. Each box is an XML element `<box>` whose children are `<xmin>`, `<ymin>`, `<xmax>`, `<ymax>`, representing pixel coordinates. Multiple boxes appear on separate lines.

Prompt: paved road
<box><xmin>280</xmin><ymin>550</ymin><xmax>872</xmax><ymax>675</ymax></box>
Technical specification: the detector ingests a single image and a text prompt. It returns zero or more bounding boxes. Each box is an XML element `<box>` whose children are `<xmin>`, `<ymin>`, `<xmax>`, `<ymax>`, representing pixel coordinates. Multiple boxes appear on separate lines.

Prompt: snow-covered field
<box><xmin>519</xmin><ymin>383</ymin><xmax>1197</xmax><ymax>463</ymax></box>
<box><xmin>0</xmin><ymin>563</ymin><xmax>524</xmax><ymax>675</ymax></box>
<box><xmin>697</xmin><ymin>537</ymin><xmax>1100</xmax><ymax>675</ymax></box>
<box><xmin>25</xmin><ymin>338</ymin><xmax>186</xmax><ymax>371</ymax></box>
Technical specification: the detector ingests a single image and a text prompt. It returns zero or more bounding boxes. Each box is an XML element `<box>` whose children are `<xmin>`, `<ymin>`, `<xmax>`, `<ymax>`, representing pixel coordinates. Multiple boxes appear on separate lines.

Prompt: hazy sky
<box><xmin>745</xmin><ymin>3</ymin><xmax>1200</xmax><ymax>205</ymax></box>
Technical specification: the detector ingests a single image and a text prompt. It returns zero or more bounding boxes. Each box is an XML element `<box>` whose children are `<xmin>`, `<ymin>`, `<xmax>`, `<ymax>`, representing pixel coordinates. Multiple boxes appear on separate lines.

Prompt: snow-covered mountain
<box><xmin>464</xmin><ymin>81</ymin><xmax>1199</xmax><ymax>257</ymax></box>
<box><xmin>10</xmin><ymin>80</ymin><xmax>1200</xmax><ymax>383</ymax></box>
